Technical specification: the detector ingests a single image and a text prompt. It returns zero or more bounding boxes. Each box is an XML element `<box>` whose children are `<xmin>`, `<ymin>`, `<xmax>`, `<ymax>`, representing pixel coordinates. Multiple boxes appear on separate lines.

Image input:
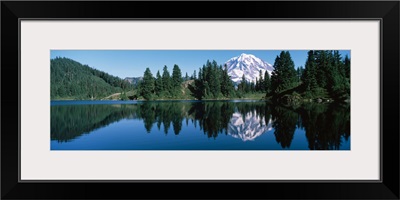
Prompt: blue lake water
<box><xmin>50</xmin><ymin>100</ymin><xmax>350</xmax><ymax>150</ymax></box>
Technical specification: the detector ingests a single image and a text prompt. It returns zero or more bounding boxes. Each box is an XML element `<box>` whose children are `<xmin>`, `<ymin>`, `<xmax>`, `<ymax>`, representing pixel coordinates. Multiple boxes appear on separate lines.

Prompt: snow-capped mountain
<box><xmin>228</xmin><ymin>112</ymin><xmax>273</xmax><ymax>142</ymax></box>
<box><xmin>225</xmin><ymin>53</ymin><xmax>274</xmax><ymax>83</ymax></box>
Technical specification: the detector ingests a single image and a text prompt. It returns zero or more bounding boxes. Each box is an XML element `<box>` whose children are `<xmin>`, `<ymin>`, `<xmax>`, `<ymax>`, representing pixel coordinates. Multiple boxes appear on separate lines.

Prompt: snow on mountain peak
<box><xmin>225</xmin><ymin>53</ymin><xmax>274</xmax><ymax>83</ymax></box>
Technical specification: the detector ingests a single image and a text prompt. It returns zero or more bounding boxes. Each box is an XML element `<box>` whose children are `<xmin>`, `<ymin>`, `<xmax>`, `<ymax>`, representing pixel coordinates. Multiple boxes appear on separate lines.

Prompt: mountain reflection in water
<box><xmin>228</xmin><ymin>112</ymin><xmax>273</xmax><ymax>142</ymax></box>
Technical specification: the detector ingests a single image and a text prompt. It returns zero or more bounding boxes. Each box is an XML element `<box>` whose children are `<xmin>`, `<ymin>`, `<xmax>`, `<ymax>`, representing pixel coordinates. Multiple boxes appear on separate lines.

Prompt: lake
<box><xmin>51</xmin><ymin>100</ymin><xmax>350</xmax><ymax>150</ymax></box>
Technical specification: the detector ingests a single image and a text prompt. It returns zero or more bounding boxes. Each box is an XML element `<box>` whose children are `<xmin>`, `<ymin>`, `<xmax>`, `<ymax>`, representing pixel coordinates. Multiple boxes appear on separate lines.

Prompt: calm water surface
<box><xmin>51</xmin><ymin>100</ymin><xmax>350</xmax><ymax>150</ymax></box>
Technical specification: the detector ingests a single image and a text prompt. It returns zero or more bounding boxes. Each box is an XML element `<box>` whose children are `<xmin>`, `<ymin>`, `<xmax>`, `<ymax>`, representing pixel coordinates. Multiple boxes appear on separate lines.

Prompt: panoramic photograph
<box><xmin>50</xmin><ymin>50</ymin><xmax>350</xmax><ymax>150</ymax></box>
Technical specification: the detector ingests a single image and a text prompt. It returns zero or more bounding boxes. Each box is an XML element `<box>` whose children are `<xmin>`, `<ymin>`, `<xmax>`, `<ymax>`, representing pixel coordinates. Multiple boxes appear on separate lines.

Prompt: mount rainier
<box><xmin>225</xmin><ymin>53</ymin><xmax>274</xmax><ymax>83</ymax></box>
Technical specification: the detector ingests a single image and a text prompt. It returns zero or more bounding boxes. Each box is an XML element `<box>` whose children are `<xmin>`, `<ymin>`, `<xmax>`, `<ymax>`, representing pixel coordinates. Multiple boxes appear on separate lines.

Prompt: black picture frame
<box><xmin>2</xmin><ymin>1</ymin><xmax>399</xmax><ymax>199</ymax></box>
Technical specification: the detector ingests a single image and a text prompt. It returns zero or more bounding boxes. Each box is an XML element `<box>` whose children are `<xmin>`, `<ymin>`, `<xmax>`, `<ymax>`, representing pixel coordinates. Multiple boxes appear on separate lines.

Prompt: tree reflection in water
<box><xmin>51</xmin><ymin>101</ymin><xmax>350</xmax><ymax>150</ymax></box>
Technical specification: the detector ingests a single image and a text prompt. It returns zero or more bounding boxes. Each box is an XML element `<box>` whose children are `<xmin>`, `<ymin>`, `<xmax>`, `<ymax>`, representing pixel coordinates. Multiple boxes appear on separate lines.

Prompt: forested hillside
<box><xmin>51</xmin><ymin>57</ymin><xmax>131</xmax><ymax>100</ymax></box>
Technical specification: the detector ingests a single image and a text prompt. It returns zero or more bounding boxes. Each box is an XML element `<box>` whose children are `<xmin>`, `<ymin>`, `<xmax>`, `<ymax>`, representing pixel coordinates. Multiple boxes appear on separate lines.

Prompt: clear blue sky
<box><xmin>51</xmin><ymin>50</ymin><xmax>350</xmax><ymax>79</ymax></box>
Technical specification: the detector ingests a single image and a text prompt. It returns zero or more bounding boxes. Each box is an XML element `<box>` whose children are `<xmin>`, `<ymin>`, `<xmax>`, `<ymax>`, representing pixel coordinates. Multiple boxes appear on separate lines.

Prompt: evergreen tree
<box><xmin>330</xmin><ymin>50</ymin><xmax>349</xmax><ymax>99</ymax></box>
<box><xmin>343</xmin><ymin>54</ymin><xmax>351</xmax><ymax>98</ymax></box>
<box><xmin>185</xmin><ymin>72</ymin><xmax>189</xmax><ymax>81</ymax></box>
<box><xmin>333</xmin><ymin>51</ymin><xmax>344</xmax><ymax>76</ymax></box>
<box><xmin>171</xmin><ymin>64</ymin><xmax>183</xmax><ymax>98</ymax></box>
<box><xmin>162</xmin><ymin>65</ymin><xmax>172</xmax><ymax>95</ymax></box>
<box><xmin>270</xmin><ymin>51</ymin><xmax>297</xmax><ymax>94</ymax></box>
<box><xmin>221</xmin><ymin>64</ymin><xmax>233</xmax><ymax>97</ymax></box>
<box><xmin>325</xmin><ymin>51</ymin><xmax>336</xmax><ymax>92</ymax></box>
<box><xmin>140</xmin><ymin>68</ymin><xmax>155</xmax><ymax>100</ymax></box>
<box><xmin>314</xmin><ymin>50</ymin><xmax>331</xmax><ymax>88</ymax></box>
<box><xmin>171</xmin><ymin>64</ymin><xmax>182</xmax><ymax>96</ymax></box>
<box><xmin>208</xmin><ymin>61</ymin><xmax>221</xmax><ymax>98</ymax></box>
<box><xmin>258</xmin><ymin>70</ymin><xmax>264</xmax><ymax>92</ymax></box>
<box><xmin>193</xmin><ymin>68</ymin><xmax>205</xmax><ymax>99</ymax></box>
<box><xmin>238</xmin><ymin>74</ymin><xmax>246</xmax><ymax>92</ymax></box>
<box><xmin>302</xmin><ymin>50</ymin><xmax>318</xmax><ymax>91</ymax></box>
<box><xmin>198</xmin><ymin>68</ymin><xmax>202</xmax><ymax>81</ymax></box>
<box><xmin>155</xmin><ymin>70</ymin><xmax>163</xmax><ymax>96</ymax></box>
<box><xmin>264</xmin><ymin>70</ymin><xmax>271</xmax><ymax>95</ymax></box>
<box><xmin>172</xmin><ymin>64</ymin><xmax>182</xmax><ymax>88</ymax></box>
<box><xmin>344</xmin><ymin>55</ymin><xmax>350</xmax><ymax>79</ymax></box>
<box><xmin>202</xmin><ymin>63</ymin><xmax>211</xmax><ymax>97</ymax></box>
<box><xmin>271</xmin><ymin>55</ymin><xmax>283</xmax><ymax>94</ymax></box>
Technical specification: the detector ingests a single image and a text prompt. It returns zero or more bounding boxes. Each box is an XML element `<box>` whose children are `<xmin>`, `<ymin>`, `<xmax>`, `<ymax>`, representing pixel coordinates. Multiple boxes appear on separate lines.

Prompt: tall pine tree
<box><xmin>301</xmin><ymin>50</ymin><xmax>318</xmax><ymax>92</ymax></box>
<box><xmin>208</xmin><ymin>61</ymin><xmax>221</xmax><ymax>98</ymax></box>
<box><xmin>162</xmin><ymin>65</ymin><xmax>172</xmax><ymax>95</ymax></box>
<box><xmin>330</xmin><ymin>50</ymin><xmax>349</xmax><ymax>99</ymax></box>
<box><xmin>344</xmin><ymin>55</ymin><xmax>350</xmax><ymax>79</ymax></box>
<box><xmin>314</xmin><ymin>50</ymin><xmax>331</xmax><ymax>88</ymax></box>
<box><xmin>220</xmin><ymin>64</ymin><xmax>234</xmax><ymax>97</ymax></box>
<box><xmin>155</xmin><ymin>70</ymin><xmax>163</xmax><ymax>96</ymax></box>
<box><xmin>270</xmin><ymin>51</ymin><xmax>297</xmax><ymax>94</ymax></box>
<box><xmin>140</xmin><ymin>68</ymin><xmax>155</xmax><ymax>100</ymax></box>
<box><xmin>264</xmin><ymin>70</ymin><xmax>271</xmax><ymax>95</ymax></box>
<box><xmin>171</xmin><ymin>64</ymin><xmax>183</xmax><ymax>96</ymax></box>
<box><xmin>238</xmin><ymin>74</ymin><xmax>248</xmax><ymax>93</ymax></box>
<box><xmin>258</xmin><ymin>70</ymin><xmax>264</xmax><ymax>92</ymax></box>
<box><xmin>172</xmin><ymin>64</ymin><xmax>182</xmax><ymax>88</ymax></box>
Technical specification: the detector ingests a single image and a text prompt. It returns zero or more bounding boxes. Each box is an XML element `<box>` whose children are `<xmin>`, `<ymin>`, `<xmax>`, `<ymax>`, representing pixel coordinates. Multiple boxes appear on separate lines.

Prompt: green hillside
<box><xmin>51</xmin><ymin>57</ymin><xmax>131</xmax><ymax>100</ymax></box>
